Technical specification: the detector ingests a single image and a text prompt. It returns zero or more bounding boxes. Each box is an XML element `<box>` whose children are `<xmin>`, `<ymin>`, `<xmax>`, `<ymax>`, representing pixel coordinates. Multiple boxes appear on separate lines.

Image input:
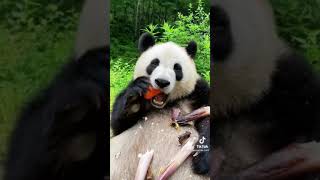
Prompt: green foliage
<box><xmin>110</xmin><ymin>0</ymin><xmax>209</xmax><ymax>41</ymax></box>
<box><xmin>144</xmin><ymin>0</ymin><xmax>210</xmax><ymax>80</ymax></box>
<box><xmin>0</xmin><ymin>0</ymin><xmax>80</xmax><ymax>33</ymax></box>
<box><xmin>271</xmin><ymin>0</ymin><xmax>320</xmax><ymax>71</ymax></box>
<box><xmin>0</xmin><ymin>0</ymin><xmax>81</xmax><ymax>165</ymax></box>
<box><xmin>110</xmin><ymin>59</ymin><xmax>134</xmax><ymax>108</ymax></box>
<box><xmin>0</xmin><ymin>26</ymin><xmax>76</xmax><ymax>160</ymax></box>
<box><xmin>110</xmin><ymin>38</ymin><xmax>138</xmax><ymax>108</ymax></box>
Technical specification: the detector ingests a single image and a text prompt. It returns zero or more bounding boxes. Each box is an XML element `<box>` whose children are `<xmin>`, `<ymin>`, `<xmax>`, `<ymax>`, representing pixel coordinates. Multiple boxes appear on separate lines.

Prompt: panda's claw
<box><xmin>131</xmin><ymin>77</ymin><xmax>150</xmax><ymax>94</ymax></box>
<box><xmin>126</xmin><ymin>77</ymin><xmax>150</xmax><ymax>98</ymax></box>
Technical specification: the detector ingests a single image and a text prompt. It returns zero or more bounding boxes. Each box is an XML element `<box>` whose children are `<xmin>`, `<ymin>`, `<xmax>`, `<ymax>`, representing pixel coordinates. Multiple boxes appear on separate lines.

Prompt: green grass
<box><xmin>110</xmin><ymin>59</ymin><xmax>134</xmax><ymax>108</ymax></box>
<box><xmin>110</xmin><ymin>40</ymin><xmax>138</xmax><ymax>109</ymax></box>
<box><xmin>0</xmin><ymin>26</ymin><xmax>75</xmax><ymax>161</ymax></box>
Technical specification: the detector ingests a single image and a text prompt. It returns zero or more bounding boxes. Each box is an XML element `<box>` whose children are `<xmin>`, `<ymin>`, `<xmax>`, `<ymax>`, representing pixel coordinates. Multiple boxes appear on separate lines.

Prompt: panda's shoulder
<box><xmin>257</xmin><ymin>52</ymin><xmax>320</xmax><ymax>113</ymax></box>
<box><xmin>193</xmin><ymin>78</ymin><xmax>210</xmax><ymax>94</ymax></box>
<box><xmin>40</xmin><ymin>46</ymin><xmax>108</xmax><ymax>111</ymax></box>
<box><xmin>58</xmin><ymin>46</ymin><xmax>108</xmax><ymax>84</ymax></box>
<box><xmin>271</xmin><ymin>52</ymin><xmax>320</xmax><ymax>93</ymax></box>
<box><xmin>189</xmin><ymin>78</ymin><xmax>210</xmax><ymax>107</ymax></box>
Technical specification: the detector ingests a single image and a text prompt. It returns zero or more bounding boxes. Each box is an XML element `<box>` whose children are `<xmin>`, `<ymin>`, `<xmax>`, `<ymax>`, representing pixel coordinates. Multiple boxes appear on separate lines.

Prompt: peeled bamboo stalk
<box><xmin>135</xmin><ymin>150</ymin><xmax>154</xmax><ymax>180</ymax></box>
<box><xmin>175</xmin><ymin>106</ymin><xmax>210</xmax><ymax>125</ymax></box>
<box><xmin>158</xmin><ymin>138</ymin><xmax>197</xmax><ymax>180</ymax></box>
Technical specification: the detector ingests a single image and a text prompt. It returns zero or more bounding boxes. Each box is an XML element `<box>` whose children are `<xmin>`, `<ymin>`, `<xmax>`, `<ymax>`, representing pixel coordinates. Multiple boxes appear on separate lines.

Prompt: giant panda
<box><xmin>211</xmin><ymin>0</ymin><xmax>320</xmax><ymax>179</ymax></box>
<box><xmin>4</xmin><ymin>0</ymin><xmax>109</xmax><ymax>180</ymax></box>
<box><xmin>110</xmin><ymin>33</ymin><xmax>210</xmax><ymax>179</ymax></box>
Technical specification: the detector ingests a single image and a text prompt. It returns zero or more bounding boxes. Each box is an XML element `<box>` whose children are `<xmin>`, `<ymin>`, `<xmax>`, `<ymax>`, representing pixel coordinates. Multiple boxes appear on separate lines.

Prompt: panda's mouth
<box><xmin>151</xmin><ymin>93</ymin><xmax>169</xmax><ymax>108</ymax></box>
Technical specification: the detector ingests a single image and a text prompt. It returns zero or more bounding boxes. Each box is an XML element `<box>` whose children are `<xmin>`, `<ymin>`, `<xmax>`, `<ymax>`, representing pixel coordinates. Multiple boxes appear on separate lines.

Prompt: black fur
<box><xmin>187</xmin><ymin>78</ymin><xmax>211</xmax><ymax>174</ymax></box>
<box><xmin>111</xmin><ymin>76</ymin><xmax>152</xmax><ymax>135</ymax></box>
<box><xmin>254</xmin><ymin>53</ymin><xmax>320</xmax><ymax>145</ymax></box>
<box><xmin>192</xmin><ymin>117</ymin><xmax>211</xmax><ymax>174</ymax></box>
<box><xmin>5</xmin><ymin>47</ymin><xmax>109</xmax><ymax>180</ymax></box>
<box><xmin>138</xmin><ymin>32</ymin><xmax>155</xmax><ymax>53</ymax></box>
<box><xmin>174</xmin><ymin>63</ymin><xmax>183</xmax><ymax>81</ymax></box>
<box><xmin>188</xmin><ymin>78</ymin><xmax>210</xmax><ymax>108</ymax></box>
<box><xmin>186</xmin><ymin>41</ymin><xmax>197</xmax><ymax>59</ymax></box>
<box><xmin>213</xmin><ymin>53</ymin><xmax>320</xmax><ymax>179</ymax></box>
<box><xmin>211</xmin><ymin>6</ymin><xmax>233</xmax><ymax>61</ymax></box>
<box><xmin>146</xmin><ymin>58</ymin><xmax>160</xmax><ymax>75</ymax></box>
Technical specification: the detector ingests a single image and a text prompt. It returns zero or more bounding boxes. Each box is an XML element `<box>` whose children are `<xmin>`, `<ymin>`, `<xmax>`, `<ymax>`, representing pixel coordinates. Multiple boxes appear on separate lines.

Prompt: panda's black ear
<box><xmin>186</xmin><ymin>41</ymin><xmax>197</xmax><ymax>59</ymax></box>
<box><xmin>138</xmin><ymin>33</ymin><xmax>155</xmax><ymax>53</ymax></box>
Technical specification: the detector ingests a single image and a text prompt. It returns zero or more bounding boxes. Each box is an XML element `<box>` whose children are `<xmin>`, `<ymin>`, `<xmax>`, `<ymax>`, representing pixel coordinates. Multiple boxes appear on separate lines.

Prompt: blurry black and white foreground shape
<box><xmin>4</xmin><ymin>0</ymin><xmax>109</xmax><ymax>180</ymax></box>
<box><xmin>211</xmin><ymin>0</ymin><xmax>320</xmax><ymax>179</ymax></box>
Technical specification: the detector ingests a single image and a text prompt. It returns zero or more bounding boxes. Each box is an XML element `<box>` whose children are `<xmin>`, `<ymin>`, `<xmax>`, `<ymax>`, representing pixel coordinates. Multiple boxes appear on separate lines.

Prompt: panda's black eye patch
<box><xmin>174</xmin><ymin>63</ymin><xmax>183</xmax><ymax>81</ymax></box>
<box><xmin>146</xmin><ymin>58</ymin><xmax>160</xmax><ymax>75</ymax></box>
<box><xmin>151</xmin><ymin>58</ymin><xmax>160</xmax><ymax>66</ymax></box>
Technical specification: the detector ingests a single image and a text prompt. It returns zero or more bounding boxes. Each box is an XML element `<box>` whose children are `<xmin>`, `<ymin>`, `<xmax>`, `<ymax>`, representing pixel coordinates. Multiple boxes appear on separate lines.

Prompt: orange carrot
<box><xmin>144</xmin><ymin>86</ymin><xmax>161</xmax><ymax>100</ymax></box>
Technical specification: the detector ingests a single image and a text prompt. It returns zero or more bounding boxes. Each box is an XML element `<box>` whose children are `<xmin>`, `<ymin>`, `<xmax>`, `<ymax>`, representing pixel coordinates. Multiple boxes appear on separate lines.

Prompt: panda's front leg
<box><xmin>192</xmin><ymin>116</ymin><xmax>211</xmax><ymax>175</ymax></box>
<box><xmin>111</xmin><ymin>76</ymin><xmax>151</xmax><ymax>135</ymax></box>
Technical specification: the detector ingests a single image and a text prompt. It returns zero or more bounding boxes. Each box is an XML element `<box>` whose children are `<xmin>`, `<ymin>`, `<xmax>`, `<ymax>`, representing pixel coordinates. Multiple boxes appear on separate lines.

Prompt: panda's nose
<box><xmin>155</xmin><ymin>78</ymin><xmax>170</xmax><ymax>88</ymax></box>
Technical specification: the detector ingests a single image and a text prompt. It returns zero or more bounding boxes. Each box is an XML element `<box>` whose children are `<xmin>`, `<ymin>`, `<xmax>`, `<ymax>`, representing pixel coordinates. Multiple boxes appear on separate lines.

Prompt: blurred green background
<box><xmin>0</xmin><ymin>0</ymin><xmax>83</xmax><ymax>175</ymax></box>
<box><xmin>0</xmin><ymin>0</ymin><xmax>319</xmax><ymax>176</ymax></box>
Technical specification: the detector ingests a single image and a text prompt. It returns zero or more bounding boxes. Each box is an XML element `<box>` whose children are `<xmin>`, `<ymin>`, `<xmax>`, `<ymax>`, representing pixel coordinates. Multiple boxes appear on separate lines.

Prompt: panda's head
<box><xmin>211</xmin><ymin>0</ymin><xmax>288</xmax><ymax>114</ymax></box>
<box><xmin>134</xmin><ymin>33</ymin><xmax>200</xmax><ymax>108</ymax></box>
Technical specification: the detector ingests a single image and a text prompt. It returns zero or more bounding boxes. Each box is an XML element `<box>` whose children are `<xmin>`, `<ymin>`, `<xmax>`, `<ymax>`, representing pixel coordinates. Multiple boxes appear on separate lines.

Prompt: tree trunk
<box><xmin>135</xmin><ymin>0</ymin><xmax>141</xmax><ymax>37</ymax></box>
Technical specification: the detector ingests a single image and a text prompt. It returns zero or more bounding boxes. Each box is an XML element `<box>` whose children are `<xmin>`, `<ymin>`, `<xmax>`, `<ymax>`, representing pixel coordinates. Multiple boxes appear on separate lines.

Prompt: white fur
<box><xmin>74</xmin><ymin>0</ymin><xmax>109</xmax><ymax>59</ymax></box>
<box><xmin>211</xmin><ymin>0</ymin><xmax>288</xmax><ymax>115</ymax></box>
<box><xmin>150</xmin><ymin>65</ymin><xmax>176</xmax><ymax>94</ymax></box>
<box><xmin>134</xmin><ymin>42</ymin><xmax>200</xmax><ymax>101</ymax></box>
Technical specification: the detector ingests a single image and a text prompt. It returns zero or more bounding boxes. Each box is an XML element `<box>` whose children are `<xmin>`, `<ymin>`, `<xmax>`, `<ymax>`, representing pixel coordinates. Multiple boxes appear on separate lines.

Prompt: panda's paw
<box><xmin>192</xmin><ymin>151</ymin><xmax>210</xmax><ymax>175</ymax></box>
<box><xmin>125</xmin><ymin>77</ymin><xmax>150</xmax><ymax>104</ymax></box>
